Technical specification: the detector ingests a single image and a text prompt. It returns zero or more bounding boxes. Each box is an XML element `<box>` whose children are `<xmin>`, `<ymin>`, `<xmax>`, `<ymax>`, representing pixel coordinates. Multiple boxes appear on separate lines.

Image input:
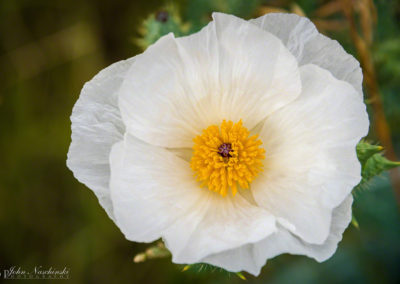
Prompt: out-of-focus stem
<box><xmin>341</xmin><ymin>0</ymin><xmax>400</xmax><ymax>205</ymax></box>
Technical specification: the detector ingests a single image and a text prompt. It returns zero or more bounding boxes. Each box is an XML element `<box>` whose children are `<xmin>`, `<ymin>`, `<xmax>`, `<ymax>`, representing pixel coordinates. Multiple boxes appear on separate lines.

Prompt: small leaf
<box><xmin>182</xmin><ymin>265</ymin><xmax>191</xmax><ymax>272</ymax></box>
<box><xmin>133</xmin><ymin>241</ymin><xmax>171</xmax><ymax>263</ymax></box>
<box><xmin>354</xmin><ymin>141</ymin><xmax>400</xmax><ymax>193</ymax></box>
<box><xmin>362</xmin><ymin>153</ymin><xmax>400</xmax><ymax>181</ymax></box>
<box><xmin>351</xmin><ymin>214</ymin><xmax>359</xmax><ymax>230</ymax></box>
<box><xmin>356</xmin><ymin>141</ymin><xmax>383</xmax><ymax>167</ymax></box>
<box><xmin>236</xmin><ymin>272</ymin><xmax>247</xmax><ymax>280</ymax></box>
<box><xmin>135</xmin><ymin>5</ymin><xmax>190</xmax><ymax>50</ymax></box>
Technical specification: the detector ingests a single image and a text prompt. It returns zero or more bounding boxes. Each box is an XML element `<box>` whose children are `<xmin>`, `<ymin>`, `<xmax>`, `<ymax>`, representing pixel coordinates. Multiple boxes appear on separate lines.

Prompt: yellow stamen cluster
<box><xmin>190</xmin><ymin>120</ymin><xmax>265</xmax><ymax>197</ymax></box>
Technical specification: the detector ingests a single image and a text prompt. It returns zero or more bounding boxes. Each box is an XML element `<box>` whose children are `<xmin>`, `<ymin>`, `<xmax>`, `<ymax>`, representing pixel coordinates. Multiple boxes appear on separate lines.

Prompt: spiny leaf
<box><xmin>362</xmin><ymin>153</ymin><xmax>400</xmax><ymax>181</ymax></box>
<box><xmin>356</xmin><ymin>141</ymin><xmax>383</xmax><ymax>167</ymax></box>
<box><xmin>135</xmin><ymin>5</ymin><xmax>190</xmax><ymax>50</ymax></box>
<box><xmin>354</xmin><ymin>141</ymin><xmax>400</xmax><ymax>193</ymax></box>
<box><xmin>181</xmin><ymin>263</ymin><xmax>247</xmax><ymax>279</ymax></box>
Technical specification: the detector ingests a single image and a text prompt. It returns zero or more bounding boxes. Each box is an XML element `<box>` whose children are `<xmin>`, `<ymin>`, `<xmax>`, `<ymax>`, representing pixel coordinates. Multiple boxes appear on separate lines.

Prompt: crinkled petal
<box><xmin>250</xmin><ymin>13</ymin><xmax>363</xmax><ymax>96</ymax></box>
<box><xmin>167</xmin><ymin>192</ymin><xmax>276</xmax><ymax>263</ymax></box>
<box><xmin>251</xmin><ymin>64</ymin><xmax>368</xmax><ymax>244</ymax></box>
<box><xmin>202</xmin><ymin>195</ymin><xmax>353</xmax><ymax>276</ymax></box>
<box><xmin>119</xmin><ymin>12</ymin><xmax>301</xmax><ymax>148</ymax></box>
<box><xmin>109</xmin><ymin>134</ymin><xmax>276</xmax><ymax>263</ymax></box>
<box><xmin>67</xmin><ymin>58</ymin><xmax>134</xmax><ymax>220</ymax></box>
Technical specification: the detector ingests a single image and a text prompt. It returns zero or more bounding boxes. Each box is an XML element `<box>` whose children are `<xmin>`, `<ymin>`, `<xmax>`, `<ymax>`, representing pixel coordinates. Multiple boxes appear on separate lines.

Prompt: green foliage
<box><xmin>185</xmin><ymin>0</ymin><xmax>260</xmax><ymax>30</ymax></box>
<box><xmin>356</xmin><ymin>141</ymin><xmax>384</xmax><ymax>167</ymax></box>
<box><xmin>362</xmin><ymin>153</ymin><xmax>400</xmax><ymax>180</ymax></box>
<box><xmin>181</xmin><ymin>263</ymin><xmax>247</xmax><ymax>279</ymax></box>
<box><xmin>182</xmin><ymin>263</ymin><xmax>224</xmax><ymax>273</ymax></box>
<box><xmin>136</xmin><ymin>0</ymin><xmax>260</xmax><ymax>50</ymax></box>
<box><xmin>355</xmin><ymin>141</ymin><xmax>400</xmax><ymax>192</ymax></box>
<box><xmin>136</xmin><ymin>6</ymin><xmax>190</xmax><ymax>50</ymax></box>
<box><xmin>374</xmin><ymin>39</ymin><xmax>400</xmax><ymax>81</ymax></box>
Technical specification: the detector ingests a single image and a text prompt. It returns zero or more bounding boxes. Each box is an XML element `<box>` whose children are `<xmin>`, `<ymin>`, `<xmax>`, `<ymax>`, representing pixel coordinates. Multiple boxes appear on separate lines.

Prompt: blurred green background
<box><xmin>1</xmin><ymin>0</ymin><xmax>400</xmax><ymax>283</ymax></box>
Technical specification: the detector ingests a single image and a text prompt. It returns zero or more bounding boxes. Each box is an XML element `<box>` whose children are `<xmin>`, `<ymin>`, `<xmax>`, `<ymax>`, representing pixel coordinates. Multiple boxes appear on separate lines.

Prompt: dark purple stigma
<box><xmin>156</xmin><ymin>11</ymin><xmax>169</xmax><ymax>23</ymax></box>
<box><xmin>218</xmin><ymin>143</ymin><xmax>233</xmax><ymax>158</ymax></box>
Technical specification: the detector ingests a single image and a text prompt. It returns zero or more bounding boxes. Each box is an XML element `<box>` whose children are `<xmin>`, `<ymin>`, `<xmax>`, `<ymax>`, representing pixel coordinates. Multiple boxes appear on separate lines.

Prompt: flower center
<box><xmin>190</xmin><ymin>120</ymin><xmax>265</xmax><ymax>197</ymax></box>
<box><xmin>218</xmin><ymin>143</ymin><xmax>233</xmax><ymax>158</ymax></box>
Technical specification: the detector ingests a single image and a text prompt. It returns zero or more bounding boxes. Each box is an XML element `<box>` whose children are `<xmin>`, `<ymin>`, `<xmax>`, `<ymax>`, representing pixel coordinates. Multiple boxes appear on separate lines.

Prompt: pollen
<box><xmin>190</xmin><ymin>120</ymin><xmax>265</xmax><ymax>197</ymax></box>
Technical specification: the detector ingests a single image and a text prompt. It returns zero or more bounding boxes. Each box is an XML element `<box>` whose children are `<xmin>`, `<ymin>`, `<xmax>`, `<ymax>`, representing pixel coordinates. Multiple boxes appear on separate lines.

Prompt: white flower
<box><xmin>67</xmin><ymin>13</ymin><xmax>369</xmax><ymax>276</ymax></box>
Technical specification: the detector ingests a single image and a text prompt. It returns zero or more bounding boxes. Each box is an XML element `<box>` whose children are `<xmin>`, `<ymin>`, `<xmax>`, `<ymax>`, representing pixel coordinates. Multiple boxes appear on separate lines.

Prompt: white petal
<box><xmin>109</xmin><ymin>134</ymin><xmax>276</xmax><ymax>263</ymax></box>
<box><xmin>202</xmin><ymin>195</ymin><xmax>353</xmax><ymax>276</ymax></box>
<box><xmin>250</xmin><ymin>13</ymin><xmax>363</xmax><ymax>96</ymax></box>
<box><xmin>67</xmin><ymin>58</ymin><xmax>134</xmax><ymax>220</ymax></box>
<box><xmin>251</xmin><ymin>64</ymin><xmax>368</xmax><ymax>244</ymax></box>
<box><xmin>109</xmin><ymin>135</ymin><xmax>206</xmax><ymax>242</ymax></box>
<box><xmin>119</xmin><ymin>12</ymin><xmax>301</xmax><ymax>148</ymax></box>
<box><xmin>168</xmin><ymin>192</ymin><xmax>276</xmax><ymax>263</ymax></box>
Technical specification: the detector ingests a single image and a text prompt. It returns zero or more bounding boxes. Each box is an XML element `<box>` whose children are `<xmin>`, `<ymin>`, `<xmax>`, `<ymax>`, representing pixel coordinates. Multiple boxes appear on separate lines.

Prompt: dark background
<box><xmin>1</xmin><ymin>0</ymin><xmax>400</xmax><ymax>283</ymax></box>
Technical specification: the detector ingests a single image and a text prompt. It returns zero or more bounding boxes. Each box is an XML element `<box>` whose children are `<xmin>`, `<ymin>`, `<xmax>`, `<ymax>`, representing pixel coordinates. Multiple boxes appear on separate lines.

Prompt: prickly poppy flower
<box><xmin>67</xmin><ymin>13</ymin><xmax>369</xmax><ymax>275</ymax></box>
